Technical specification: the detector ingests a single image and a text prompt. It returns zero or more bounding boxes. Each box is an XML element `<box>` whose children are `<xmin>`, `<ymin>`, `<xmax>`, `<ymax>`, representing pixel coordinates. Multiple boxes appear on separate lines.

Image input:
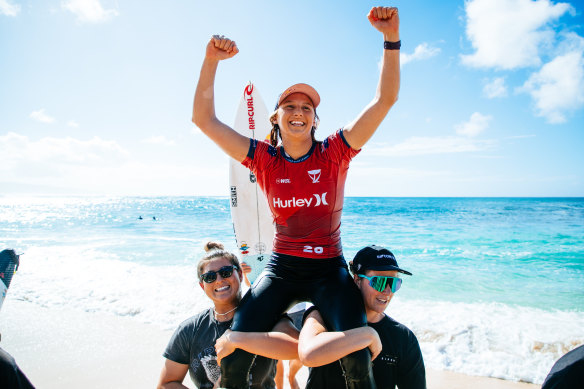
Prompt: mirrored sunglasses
<box><xmin>358</xmin><ymin>275</ymin><xmax>402</xmax><ymax>293</ymax></box>
<box><xmin>200</xmin><ymin>265</ymin><xmax>238</xmax><ymax>283</ymax></box>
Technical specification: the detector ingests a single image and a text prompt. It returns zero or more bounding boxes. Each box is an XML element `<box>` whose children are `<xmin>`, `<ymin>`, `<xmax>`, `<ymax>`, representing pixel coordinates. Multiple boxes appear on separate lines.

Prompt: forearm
<box><xmin>299</xmin><ymin>327</ymin><xmax>375</xmax><ymax>367</ymax></box>
<box><xmin>342</xmin><ymin>7</ymin><xmax>401</xmax><ymax>149</ymax></box>
<box><xmin>375</xmin><ymin>31</ymin><xmax>401</xmax><ymax>109</ymax></box>
<box><xmin>158</xmin><ymin>382</ymin><xmax>189</xmax><ymax>389</ymax></box>
<box><xmin>229</xmin><ymin>331</ymin><xmax>299</xmax><ymax>360</ymax></box>
<box><xmin>192</xmin><ymin>57</ymin><xmax>220</xmax><ymax>127</ymax></box>
<box><xmin>191</xmin><ymin>55</ymin><xmax>249</xmax><ymax>161</ymax></box>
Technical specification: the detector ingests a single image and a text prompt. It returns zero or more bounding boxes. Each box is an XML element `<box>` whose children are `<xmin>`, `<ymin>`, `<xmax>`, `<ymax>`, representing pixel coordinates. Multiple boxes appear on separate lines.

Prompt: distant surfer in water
<box><xmin>192</xmin><ymin>6</ymin><xmax>400</xmax><ymax>389</ymax></box>
<box><xmin>157</xmin><ymin>242</ymin><xmax>299</xmax><ymax>389</ymax></box>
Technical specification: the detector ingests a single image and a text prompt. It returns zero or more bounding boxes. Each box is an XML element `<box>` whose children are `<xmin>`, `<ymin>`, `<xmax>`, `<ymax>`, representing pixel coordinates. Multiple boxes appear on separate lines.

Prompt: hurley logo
<box><xmin>273</xmin><ymin>193</ymin><xmax>328</xmax><ymax>208</ymax></box>
<box><xmin>308</xmin><ymin>169</ymin><xmax>321</xmax><ymax>183</ymax></box>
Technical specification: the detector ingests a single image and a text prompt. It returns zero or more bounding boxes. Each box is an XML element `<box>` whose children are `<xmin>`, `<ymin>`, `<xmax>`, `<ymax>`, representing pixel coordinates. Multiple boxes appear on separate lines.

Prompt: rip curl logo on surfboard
<box><xmin>245</xmin><ymin>83</ymin><xmax>256</xmax><ymax>131</ymax></box>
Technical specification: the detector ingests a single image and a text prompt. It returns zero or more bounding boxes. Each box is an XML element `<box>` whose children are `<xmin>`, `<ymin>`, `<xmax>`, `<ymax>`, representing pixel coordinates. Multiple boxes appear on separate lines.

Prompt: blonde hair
<box><xmin>196</xmin><ymin>241</ymin><xmax>241</xmax><ymax>279</ymax></box>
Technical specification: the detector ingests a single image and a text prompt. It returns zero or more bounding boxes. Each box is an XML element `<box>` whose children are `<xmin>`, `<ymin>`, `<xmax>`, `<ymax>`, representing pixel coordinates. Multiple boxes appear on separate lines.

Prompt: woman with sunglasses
<box><xmin>157</xmin><ymin>242</ymin><xmax>299</xmax><ymax>389</ymax></box>
<box><xmin>298</xmin><ymin>245</ymin><xmax>426</xmax><ymax>389</ymax></box>
<box><xmin>192</xmin><ymin>6</ymin><xmax>400</xmax><ymax>389</ymax></box>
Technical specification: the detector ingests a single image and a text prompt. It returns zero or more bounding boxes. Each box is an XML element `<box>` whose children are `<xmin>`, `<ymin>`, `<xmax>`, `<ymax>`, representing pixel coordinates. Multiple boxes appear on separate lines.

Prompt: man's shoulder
<box><xmin>373</xmin><ymin>315</ymin><xmax>418</xmax><ymax>342</ymax></box>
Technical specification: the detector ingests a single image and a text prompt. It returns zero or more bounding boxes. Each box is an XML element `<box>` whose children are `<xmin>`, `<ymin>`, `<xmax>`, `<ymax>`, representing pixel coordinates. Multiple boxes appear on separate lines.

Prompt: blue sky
<box><xmin>1</xmin><ymin>0</ymin><xmax>583</xmax><ymax>197</ymax></box>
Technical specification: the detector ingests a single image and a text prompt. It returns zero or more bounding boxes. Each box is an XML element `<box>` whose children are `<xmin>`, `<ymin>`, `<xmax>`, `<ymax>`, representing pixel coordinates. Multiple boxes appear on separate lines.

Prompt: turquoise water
<box><xmin>2</xmin><ymin>196</ymin><xmax>582</xmax><ymax>311</ymax></box>
<box><xmin>342</xmin><ymin>197</ymin><xmax>584</xmax><ymax>311</ymax></box>
<box><xmin>1</xmin><ymin>196</ymin><xmax>583</xmax><ymax>383</ymax></box>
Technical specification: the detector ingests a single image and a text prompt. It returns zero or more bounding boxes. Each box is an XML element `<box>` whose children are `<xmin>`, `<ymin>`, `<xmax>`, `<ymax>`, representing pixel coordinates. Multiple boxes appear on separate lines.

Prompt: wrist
<box><xmin>383</xmin><ymin>33</ymin><xmax>400</xmax><ymax>42</ymax></box>
<box><xmin>229</xmin><ymin>331</ymin><xmax>241</xmax><ymax>346</ymax></box>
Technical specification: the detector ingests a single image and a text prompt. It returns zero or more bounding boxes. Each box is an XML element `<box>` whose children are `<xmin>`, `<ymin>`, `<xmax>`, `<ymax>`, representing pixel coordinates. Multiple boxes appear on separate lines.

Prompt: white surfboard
<box><xmin>229</xmin><ymin>83</ymin><xmax>274</xmax><ymax>284</ymax></box>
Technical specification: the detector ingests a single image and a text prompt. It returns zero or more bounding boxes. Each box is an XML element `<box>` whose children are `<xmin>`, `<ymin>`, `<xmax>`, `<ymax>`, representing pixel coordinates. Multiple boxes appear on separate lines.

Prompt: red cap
<box><xmin>276</xmin><ymin>83</ymin><xmax>320</xmax><ymax>109</ymax></box>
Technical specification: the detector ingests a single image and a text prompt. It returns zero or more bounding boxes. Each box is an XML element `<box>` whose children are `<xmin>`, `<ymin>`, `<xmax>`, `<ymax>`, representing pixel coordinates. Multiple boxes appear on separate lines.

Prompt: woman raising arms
<box><xmin>192</xmin><ymin>6</ymin><xmax>400</xmax><ymax>389</ymax></box>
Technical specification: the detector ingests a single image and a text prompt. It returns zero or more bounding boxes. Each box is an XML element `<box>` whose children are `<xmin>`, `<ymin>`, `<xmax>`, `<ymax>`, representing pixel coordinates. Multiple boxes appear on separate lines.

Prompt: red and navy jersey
<box><xmin>242</xmin><ymin>130</ymin><xmax>360</xmax><ymax>258</ymax></box>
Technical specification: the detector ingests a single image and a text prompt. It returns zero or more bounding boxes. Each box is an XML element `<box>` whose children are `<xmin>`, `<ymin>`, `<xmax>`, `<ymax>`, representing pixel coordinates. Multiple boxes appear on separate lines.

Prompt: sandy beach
<box><xmin>0</xmin><ymin>299</ymin><xmax>541</xmax><ymax>389</ymax></box>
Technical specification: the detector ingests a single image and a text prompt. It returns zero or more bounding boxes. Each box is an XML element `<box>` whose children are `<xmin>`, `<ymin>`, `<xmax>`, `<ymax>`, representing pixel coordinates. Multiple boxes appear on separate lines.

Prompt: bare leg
<box><xmin>287</xmin><ymin>359</ymin><xmax>303</xmax><ymax>389</ymax></box>
<box><xmin>275</xmin><ymin>360</ymin><xmax>284</xmax><ymax>389</ymax></box>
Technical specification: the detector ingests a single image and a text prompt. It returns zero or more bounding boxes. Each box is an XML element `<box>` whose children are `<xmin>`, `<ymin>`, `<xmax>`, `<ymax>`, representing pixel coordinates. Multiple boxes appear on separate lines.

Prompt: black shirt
<box><xmin>164</xmin><ymin>308</ymin><xmax>277</xmax><ymax>389</ymax></box>
<box><xmin>0</xmin><ymin>347</ymin><xmax>35</xmax><ymax>389</ymax></box>
<box><xmin>306</xmin><ymin>314</ymin><xmax>426</xmax><ymax>389</ymax></box>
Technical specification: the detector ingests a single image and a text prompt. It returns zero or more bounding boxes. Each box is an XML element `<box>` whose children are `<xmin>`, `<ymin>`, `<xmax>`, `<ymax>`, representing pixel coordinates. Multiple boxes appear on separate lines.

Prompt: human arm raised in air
<box><xmin>342</xmin><ymin>6</ymin><xmax>401</xmax><ymax>150</ymax></box>
<box><xmin>215</xmin><ymin>317</ymin><xmax>299</xmax><ymax>365</ymax></box>
<box><xmin>297</xmin><ymin>308</ymin><xmax>381</xmax><ymax>367</ymax></box>
<box><xmin>192</xmin><ymin>35</ymin><xmax>250</xmax><ymax>162</ymax></box>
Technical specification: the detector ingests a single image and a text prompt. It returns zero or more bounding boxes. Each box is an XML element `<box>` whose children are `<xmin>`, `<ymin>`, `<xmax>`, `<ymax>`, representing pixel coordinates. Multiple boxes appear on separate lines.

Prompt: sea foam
<box><xmin>7</xmin><ymin>245</ymin><xmax>583</xmax><ymax>384</ymax></box>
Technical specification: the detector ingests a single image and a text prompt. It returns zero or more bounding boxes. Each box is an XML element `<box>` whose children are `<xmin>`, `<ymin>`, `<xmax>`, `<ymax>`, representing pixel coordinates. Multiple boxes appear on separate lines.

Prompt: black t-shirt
<box><xmin>0</xmin><ymin>347</ymin><xmax>35</xmax><ymax>389</ymax></box>
<box><xmin>306</xmin><ymin>314</ymin><xmax>426</xmax><ymax>389</ymax></box>
<box><xmin>541</xmin><ymin>345</ymin><xmax>584</xmax><ymax>389</ymax></box>
<box><xmin>163</xmin><ymin>308</ymin><xmax>277</xmax><ymax>389</ymax></box>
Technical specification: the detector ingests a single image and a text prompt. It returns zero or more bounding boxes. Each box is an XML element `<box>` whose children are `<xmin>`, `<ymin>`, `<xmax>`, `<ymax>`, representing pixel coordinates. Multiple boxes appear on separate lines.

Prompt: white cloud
<box><xmin>455</xmin><ymin>112</ymin><xmax>492</xmax><ymax>137</ymax></box>
<box><xmin>0</xmin><ymin>132</ymin><xmax>128</xmax><ymax>169</ymax></box>
<box><xmin>0</xmin><ymin>0</ymin><xmax>20</xmax><ymax>16</ymax></box>
<box><xmin>461</xmin><ymin>0</ymin><xmax>573</xmax><ymax>69</ymax></box>
<box><xmin>141</xmin><ymin>135</ymin><xmax>176</xmax><ymax>146</ymax></box>
<box><xmin>483</xmin><ymin>77</ymin><xmax>507</xmax><ymax>98</ymax></box>
<box><xmin>401</xmin><ymin>43</ymin><xmax>441</xmax><ymax>65</ymax></box>
<box><xmin>518</xmin><ymin>34</ymin><xmax>584</xmax><ymax>123</ymax></box>
<box><xmin>61</xmin><ymin>0</ymin><xmax>118</xmax><ymax>24</ymax></box>
<box><xmin>30</xmin><ymin>109</ymin><xmax>56</xmax><ymax>123</ymax></box>
<box><xmin>366</xmin><ymin>135</ymin><xmax>495</xmax><ymax>157</ymax></box>
<box><xmin>67</xmin><ymin>120</ymin><xmax>80</xmax><ymax>128</ymax></box>
<box><xmin>0</xmin><ymin>132</ymin><xmax>226</xmax><ymax>195</ymax></box>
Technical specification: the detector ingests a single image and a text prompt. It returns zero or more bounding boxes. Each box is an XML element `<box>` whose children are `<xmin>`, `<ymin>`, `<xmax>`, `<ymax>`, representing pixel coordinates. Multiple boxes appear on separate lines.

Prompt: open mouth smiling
<box><xmin>215</xmin><ymin>285</ymin><xmax>230</xmax><ymax>292</ymax></box>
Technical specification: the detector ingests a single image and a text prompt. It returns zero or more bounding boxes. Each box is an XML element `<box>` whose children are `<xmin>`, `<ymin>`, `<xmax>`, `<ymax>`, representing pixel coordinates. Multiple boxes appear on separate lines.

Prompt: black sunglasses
<box><xmin>200</xmin><ymin>265</ymin><xmax>238</xmax><ymax>283</ymax></box>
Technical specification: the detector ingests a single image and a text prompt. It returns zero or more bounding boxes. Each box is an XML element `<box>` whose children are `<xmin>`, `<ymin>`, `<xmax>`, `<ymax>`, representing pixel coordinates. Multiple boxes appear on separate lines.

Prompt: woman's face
<box><xmin>357</xmin><ymin>270</ymin><xmax>399</xmax><ymax>315</ymax></box>
<box><xmin>274</xmin><ymin>92</ymin><xmax>316</xmax><ymax>142</ymax></box>
<box><xmin>199</xmin><ymin>257</ymin><xmax>242</xmax><ymax>305</ymax></box>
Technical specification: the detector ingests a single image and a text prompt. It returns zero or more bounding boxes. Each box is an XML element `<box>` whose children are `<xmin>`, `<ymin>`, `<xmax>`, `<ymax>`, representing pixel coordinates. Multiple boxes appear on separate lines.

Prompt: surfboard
<box><xmin>229</xmin><ymin>82</ymin><xmax>274</xmax><ymax>284</ymax></box>
<box><xmin>0</xmin><ymin>249</ymin><xmax>19</xmax><ymax>312</ymax></box>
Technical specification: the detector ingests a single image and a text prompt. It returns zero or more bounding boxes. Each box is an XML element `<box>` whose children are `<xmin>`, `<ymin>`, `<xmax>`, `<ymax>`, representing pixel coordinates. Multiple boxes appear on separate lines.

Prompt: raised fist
<box><xmin>368</xmin><ymin>7</ymin><xmax>399</xmax><ymax>39</ymax></box>
<box><xmin>206</xmin><ymin>35</ymin><xmax>239</xmax><ymax>61</ymax></box>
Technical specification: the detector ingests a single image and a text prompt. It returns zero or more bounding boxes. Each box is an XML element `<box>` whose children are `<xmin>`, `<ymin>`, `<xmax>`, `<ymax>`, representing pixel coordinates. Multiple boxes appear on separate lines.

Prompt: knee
<box><xmin>339</xmin><ymin>348</ymin><xmax>372</xmax><ymax>380</ymax></box>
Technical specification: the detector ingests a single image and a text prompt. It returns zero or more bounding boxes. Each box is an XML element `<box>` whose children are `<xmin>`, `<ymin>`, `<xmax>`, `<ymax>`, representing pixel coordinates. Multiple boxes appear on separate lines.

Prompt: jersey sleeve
<box><xmin>241</xmin><ymin>139</ymin><xmax>276</xmax><ymax>173</ymax></box>
<box><xmin>163</xmin><ymin>319</ymin><xmax>193</xmax><ymax>365</ymax></box>
<box><xmin>322</xmin><ymin>129</ymin><xmax>361</xmax><ymax>166</ymax></box>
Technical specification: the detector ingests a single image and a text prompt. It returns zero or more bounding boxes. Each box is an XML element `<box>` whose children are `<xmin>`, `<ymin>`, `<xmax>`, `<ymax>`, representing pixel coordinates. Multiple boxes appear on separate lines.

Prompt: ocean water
<box><xmin>1</xmin><ymin>196</ymin><xmax>583</xmax><ymax>384</ymax></box>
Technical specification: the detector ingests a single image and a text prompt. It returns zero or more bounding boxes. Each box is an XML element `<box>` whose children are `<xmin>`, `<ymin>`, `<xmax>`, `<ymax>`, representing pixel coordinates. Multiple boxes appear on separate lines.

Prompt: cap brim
<box><xmin>366</xmin><ymin>265</ymin><xmax>412</xmax><ymax>276</ymax></box>
<box><xmin>277</xmin><ymin>83</ymin><xmax>320</xmax><ymax>108</ymax></box>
